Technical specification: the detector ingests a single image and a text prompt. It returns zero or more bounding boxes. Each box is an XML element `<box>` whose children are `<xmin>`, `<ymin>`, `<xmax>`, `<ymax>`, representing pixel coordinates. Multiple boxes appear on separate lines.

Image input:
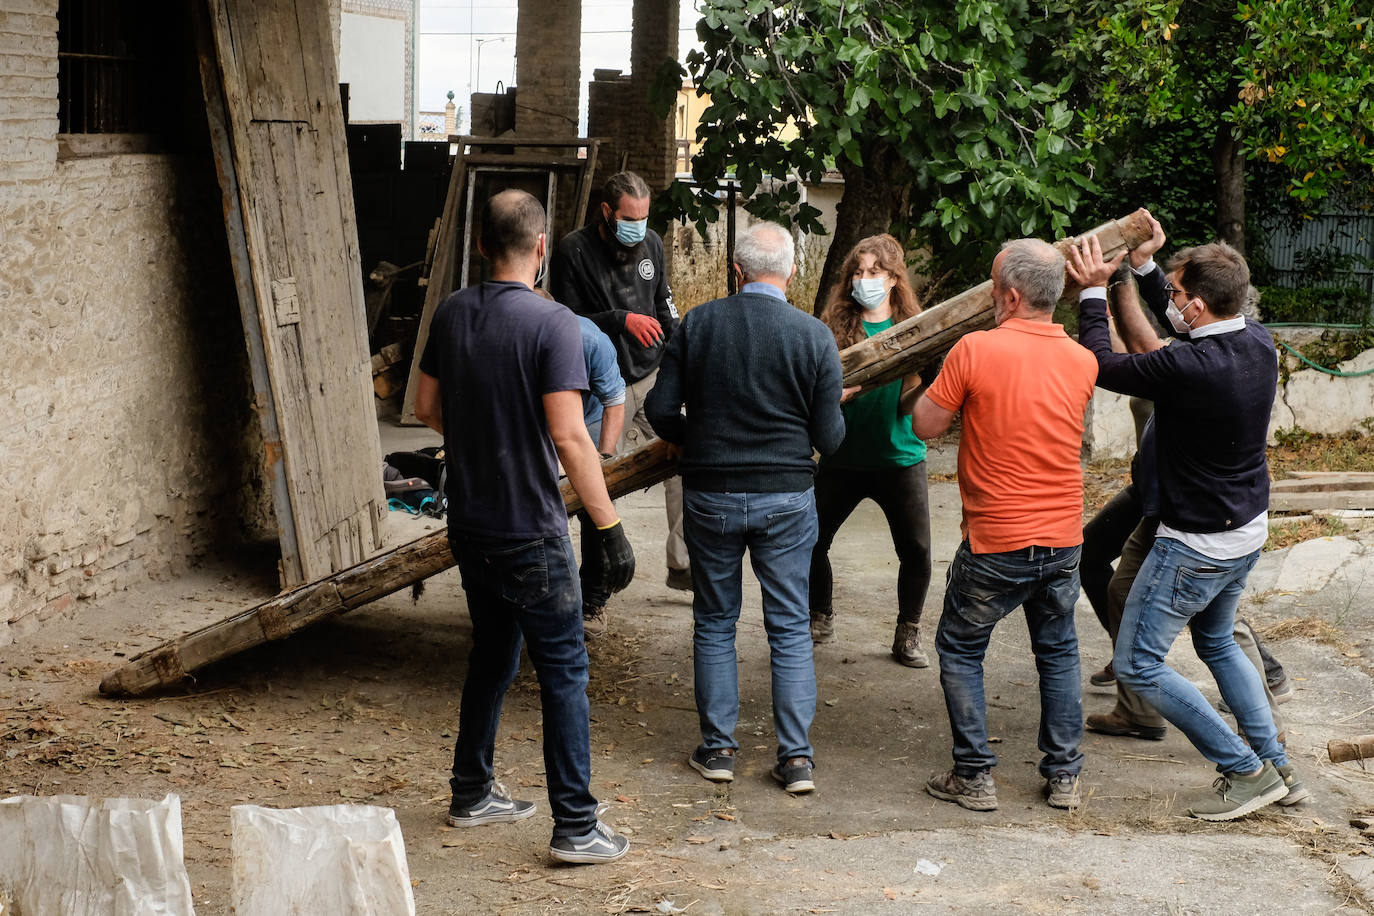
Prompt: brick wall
<box><xmin>514</xmin><ymin>0</ymin><xmax>581</xmax><ymax>138</ymax></box>
<box><xmin>587</xmin><ymin>0</ymin><xmax>678</xmax><ymax>194</ymax></box>
<box><xmin>0</xmin><ymin>1</ymin><xmax>267</xmax><ymax>645</ymax></box>
<box><xmin>0</xmin><ymin>0</ymin><xmax>59</xmax><ymax>180</ymax></box>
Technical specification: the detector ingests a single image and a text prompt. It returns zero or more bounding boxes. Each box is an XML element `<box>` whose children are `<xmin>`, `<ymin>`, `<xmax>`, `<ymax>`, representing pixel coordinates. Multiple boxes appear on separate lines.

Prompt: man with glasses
<box><xmin>1068</xmin><ymin>213</ymin><xmax>1301</xmax><ymax>821</ymax></box>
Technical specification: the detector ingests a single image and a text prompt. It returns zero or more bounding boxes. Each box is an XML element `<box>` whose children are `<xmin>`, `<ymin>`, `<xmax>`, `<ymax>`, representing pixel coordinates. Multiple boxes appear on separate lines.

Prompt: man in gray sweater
<box><xmin>646</xmin><ymin>222</ymin><xmax>846</xmax><ymax>795</ymax></box>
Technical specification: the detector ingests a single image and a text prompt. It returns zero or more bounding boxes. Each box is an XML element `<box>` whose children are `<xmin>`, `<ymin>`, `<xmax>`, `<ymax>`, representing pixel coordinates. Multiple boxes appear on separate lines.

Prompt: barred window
<box><xmin>58</xmin><ymin>0</ymin><xmax>178</xmax><ymax>136</ymax></box>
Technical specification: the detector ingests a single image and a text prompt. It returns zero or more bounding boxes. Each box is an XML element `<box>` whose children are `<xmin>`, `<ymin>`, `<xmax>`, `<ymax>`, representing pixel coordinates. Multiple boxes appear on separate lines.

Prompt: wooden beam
<box><xmin>99</xmin><ymin>210</ymin><xmax>1153</xmax><ymax>697</ymax></box>
<box><xmin>1329</xmin><ymin>735</ymin><xmax>1374</xmax><ymax>764</ymax></box>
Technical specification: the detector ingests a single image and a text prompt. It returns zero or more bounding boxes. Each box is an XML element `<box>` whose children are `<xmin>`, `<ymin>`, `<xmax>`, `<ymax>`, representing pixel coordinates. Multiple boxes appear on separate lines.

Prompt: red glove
<box><xmin>624</xmin><ymin>313</ymin><xmax>664</xmax><ymax>347</ymax></box>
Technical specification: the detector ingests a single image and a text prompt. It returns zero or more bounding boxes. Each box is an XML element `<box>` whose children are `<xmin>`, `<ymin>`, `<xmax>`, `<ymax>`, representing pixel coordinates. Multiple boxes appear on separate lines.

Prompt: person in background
<box><xmin>551</xmin><ymin>171</ymin><xmax>688</xmax><ymax>620</ymax></box>
<box><xmin>809</xmin><ymin>233</ymin><xmax>934</xmax><ymax>669</ymax></box>
<box><xmin>575</xmin><ymin>315</ymin><xmax>626</xmax><ymax>637</ymax></box>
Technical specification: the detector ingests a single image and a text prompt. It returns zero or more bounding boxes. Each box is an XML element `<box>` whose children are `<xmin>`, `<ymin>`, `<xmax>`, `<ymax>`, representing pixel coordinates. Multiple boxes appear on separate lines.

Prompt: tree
<box><xmin>1060</xmin><ymin>0</ymin><xmax>1374</xmax><ymax>256</ymax></box>
<box><xmin>653</xmin><ymin>0</ymin><xmax>1096</xmax><ymax>313</ymax></box>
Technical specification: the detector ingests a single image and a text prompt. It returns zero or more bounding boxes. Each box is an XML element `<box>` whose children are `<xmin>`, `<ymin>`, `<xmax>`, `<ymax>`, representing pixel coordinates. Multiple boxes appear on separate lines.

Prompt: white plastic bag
<box><xmin>231</xmin><ymin>804</ymin><xmax>416</xmax><ymax>916</ymax></box>
<box><xmin>0</xmin><ymin>793</ymin><xmax>195</xmax><ymax>916</ymax></box>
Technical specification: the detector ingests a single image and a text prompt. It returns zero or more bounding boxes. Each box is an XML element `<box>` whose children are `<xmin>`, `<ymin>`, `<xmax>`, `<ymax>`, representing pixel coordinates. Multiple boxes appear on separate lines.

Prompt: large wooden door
<box><xmin>198</xmin><ymin>0</ymin><xmax>384</xmax><ymax>586</ymax></box>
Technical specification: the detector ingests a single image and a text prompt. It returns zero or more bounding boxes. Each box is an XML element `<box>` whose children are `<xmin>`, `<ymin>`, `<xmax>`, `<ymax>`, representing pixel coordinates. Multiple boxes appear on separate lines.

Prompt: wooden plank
<box><xmin>202</xmin><ymin>0</ymin><xmax>385</xmax><ymax>584</ymax></box>
<box><xmin>1269</xmin><ymin>491</ymin><xmax>1374</xmax><ymax>512</ymax></box>
<box><xmin>100</xmin><ymin>209</ymin><xmax>1150</xmax><ymax>696</ymax></box>
<box><xmin>1329</xmin><ymin>735</ymin><xmax>1374</xmax><ymax>764</ymax></box>
<box><xmin>194</xmin><ymin>0</ymin><xmax>304</xmax><ymax>581</ymax></box>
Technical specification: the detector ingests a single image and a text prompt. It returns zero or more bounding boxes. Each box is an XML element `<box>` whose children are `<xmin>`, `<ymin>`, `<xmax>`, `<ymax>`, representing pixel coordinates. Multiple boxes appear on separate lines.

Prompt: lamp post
<box><xmin>475</xmin><ymin>36</ymin><xmax>509</xmax><ymax>94</ymax></box>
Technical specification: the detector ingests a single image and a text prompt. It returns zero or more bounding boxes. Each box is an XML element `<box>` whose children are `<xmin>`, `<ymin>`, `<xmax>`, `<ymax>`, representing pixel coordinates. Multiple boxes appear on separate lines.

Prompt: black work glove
<box><xmin>591</xmin><ymin>520</ymin><xmax>636</xmax><ymax>594</ymax></box>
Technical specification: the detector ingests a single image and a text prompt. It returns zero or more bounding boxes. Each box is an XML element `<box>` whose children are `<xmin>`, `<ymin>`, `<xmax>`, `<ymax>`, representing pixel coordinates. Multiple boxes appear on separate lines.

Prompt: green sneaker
<box><xmin>1275</xmin><ymin>762</ymin><xmax>1310</xmax><ymax>806</ymax></box>
<box><xmin>1186</xmin><ymin>761</ymin><xmax>1288</xmax><ymax>821</ymax></box>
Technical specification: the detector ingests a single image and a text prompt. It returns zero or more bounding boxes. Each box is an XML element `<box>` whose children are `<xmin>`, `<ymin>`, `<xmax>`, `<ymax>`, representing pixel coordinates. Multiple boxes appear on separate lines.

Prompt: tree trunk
<box><xmin>1212</xmin><ymin>83</ymin><xmax>1246</xmax><ymax>255</ymax></box>
<box><xmin>812</xmin><ymin>150</ymin><xmax>909</xmax><ymax>315</ymax></box>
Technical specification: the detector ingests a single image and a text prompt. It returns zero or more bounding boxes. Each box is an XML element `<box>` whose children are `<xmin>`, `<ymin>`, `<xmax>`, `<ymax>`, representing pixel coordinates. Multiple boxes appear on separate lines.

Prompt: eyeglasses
<box><xmin>1163</xmin><ymin>280</ymin><xmax>1191</xmax><ymax>303</ymax></box>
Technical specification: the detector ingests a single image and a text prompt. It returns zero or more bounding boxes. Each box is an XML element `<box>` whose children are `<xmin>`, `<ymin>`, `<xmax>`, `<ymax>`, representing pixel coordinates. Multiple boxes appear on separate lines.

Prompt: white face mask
<box><xmin>851</xmin><ymin>277</ymin><xmax>889</xmax><ymax>311</ymax></box>
<box><xmin>1165</xmin><ymin>300</ymin><xmax>1195</xmax><ymax>336</ymax></box>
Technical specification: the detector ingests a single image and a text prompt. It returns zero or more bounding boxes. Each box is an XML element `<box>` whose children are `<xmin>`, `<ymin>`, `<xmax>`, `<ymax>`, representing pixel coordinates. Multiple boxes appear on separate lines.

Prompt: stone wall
<box><xmin>0</xmin><ymin>0</ymin><xmax>265</xmax><ymax>645</ymax></box>
<box><xmin>514</xmin><ymin>0</ymin><xmax>581</xmax><ymax>138</ymax></box>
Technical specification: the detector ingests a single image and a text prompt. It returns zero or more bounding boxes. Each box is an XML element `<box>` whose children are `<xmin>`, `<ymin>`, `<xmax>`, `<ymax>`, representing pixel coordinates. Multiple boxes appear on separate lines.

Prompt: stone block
<box><xmin>100</xmin><ymin>543</ymin><xmax>132</xmax><ymax>571</ymax></box>
<box><xmin>23</xmin><ymin>534</ymin><xmax>60</xmax><ymax>561</ymax></box>
<box><xmin>111</xmin><ymin>527</ymin><xmax>136</xmax><ymax>547</ymax></box>
<box><xmin>1273</xmin><ymin>536</ymin><xmax>1363</xmax><ymax>593</ymax></box>
<box><xmin>39</xmin><ymin>592</ymin><xmax>72</xmax><ymax>621</ymax></box>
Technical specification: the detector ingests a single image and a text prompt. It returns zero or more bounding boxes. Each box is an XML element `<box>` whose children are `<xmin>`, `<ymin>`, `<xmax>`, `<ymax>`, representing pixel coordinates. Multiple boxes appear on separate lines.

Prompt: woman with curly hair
<box><xmin>809</xmin><ymin>234</ymin><xmax>933</xmax><ymax>668</ymax></box>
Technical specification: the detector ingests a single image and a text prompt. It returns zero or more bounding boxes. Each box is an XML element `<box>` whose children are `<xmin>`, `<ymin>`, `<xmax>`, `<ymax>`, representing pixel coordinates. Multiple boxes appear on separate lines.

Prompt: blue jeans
<box><xmin>935</xmin><ymin>542</ymin><xmax>1084</xmax><ymax>778</ymax></box>
<box><xmin>1114</xmin><ymin>537</ymin><xmax>1287</xmax><ymax>774</ymax></box>
<box><xmin>448</xmin><ymin>533</ymin><xmax>598</xmax><ymax>837</ymax></box>
<box><xmin>683</xmin><ymin>488</ymin><xmax>818</xmax><ymax>764</ymax></box>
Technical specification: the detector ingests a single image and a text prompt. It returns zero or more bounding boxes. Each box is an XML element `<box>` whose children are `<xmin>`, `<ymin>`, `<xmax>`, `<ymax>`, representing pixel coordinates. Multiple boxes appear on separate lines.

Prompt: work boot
<box><xmin>809</xmin><ymin>611</ymin><xmax>835</xmax><ymax>644</ymax></box>
<box><xmin>1275</xmin><ymin>762</ymin><xmax>1311</xmax><ymax>806</ymax></box>
<box><xmin>925</xmin><ymin>769</ymin><xmax>997</xmax><ymax>811</ymax></box>
<box><xmin>1186</xmin><ymin>761</ymin><xmax>1287</xmax><ymax>821</ymax></box>
<box><xmin>1085</xmin><ymin>709</ymin><xmax>1166</xmax><ymax>741</ymax></box>
<box><xmin>582</xmin><ymin>605</ymin><xmax>607</xmax><ymax>639</ymax></box>
<box><xmin>891</xmin><ymin>620</ymin><xmax>929</xmax><ymax>668</ymax></box>
<box><xmin>1089</xmin><ymin>662</ymin><xmax>1115</xmax><ymax>688</ymax></box>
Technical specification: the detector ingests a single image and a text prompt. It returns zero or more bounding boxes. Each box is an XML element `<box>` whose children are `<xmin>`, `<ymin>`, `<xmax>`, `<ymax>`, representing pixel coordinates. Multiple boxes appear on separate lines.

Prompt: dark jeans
<box><xmin>935</xmin><ymin>542</ymin><xmax>1084</xmax><ymax>778</ymax></box>
<box><xmin>448</xmin><ymin>533</ymin><xmax>598</xmax><ymax>837</ymax></box>
<box><xmin>1080</xmin><ymin>483</ymin><xmax>1142</xmax><ymax>636</ymax></box>
<box><xmin>809</xmin><ymin>462</ymin><xmax>932</xmax><ymax>626</ymax></box>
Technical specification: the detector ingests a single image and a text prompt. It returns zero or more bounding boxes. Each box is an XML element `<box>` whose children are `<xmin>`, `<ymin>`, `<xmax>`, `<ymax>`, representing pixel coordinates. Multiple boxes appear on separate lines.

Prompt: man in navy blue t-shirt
<box><xmin>415</xmin><ymin>189</ymin><xmax>635</xmax><ymax>864</ymax></box>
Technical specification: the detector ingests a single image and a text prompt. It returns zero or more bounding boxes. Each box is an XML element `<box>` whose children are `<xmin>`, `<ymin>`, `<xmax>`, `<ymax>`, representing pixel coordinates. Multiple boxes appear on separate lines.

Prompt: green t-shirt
<box><xmin>824</xmin><ymin>317</ymin><xmax>928</xmax><ymax>469</ymax></box>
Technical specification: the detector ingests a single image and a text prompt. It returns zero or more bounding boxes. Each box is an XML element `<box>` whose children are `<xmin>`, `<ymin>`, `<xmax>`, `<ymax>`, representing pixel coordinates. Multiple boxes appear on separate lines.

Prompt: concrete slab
<box><xmin>1273</xmin><ymin>536</ymin><xmax>1365</xmax><ymax>594</ymax></box>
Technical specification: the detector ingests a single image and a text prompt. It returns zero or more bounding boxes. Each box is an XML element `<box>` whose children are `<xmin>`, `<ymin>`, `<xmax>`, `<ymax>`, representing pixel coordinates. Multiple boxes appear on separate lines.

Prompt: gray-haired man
<box><xmin>645</xmin><ymin>222</ymin><xmax>846</xmax><ymax>794</ymax></box>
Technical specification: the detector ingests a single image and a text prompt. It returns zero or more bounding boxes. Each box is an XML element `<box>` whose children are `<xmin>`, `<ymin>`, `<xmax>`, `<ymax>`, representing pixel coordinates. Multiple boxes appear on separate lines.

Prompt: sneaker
<box><xmin>582</xmin><ymin>605</ymin><xmax>607</xmax><ymax>639</ymax></box>
<box><xmin>1089</xmin><ymin>662</ymin><xmax>1116</xmax><ymax>688</ymax></box>
<box><xmin>1186</xmin><ymin>761</ymin><xmax>1288</xmax><ymax>821</ymax></box>
<box><xmin>925</xmin><ymin>769</ymin><xmax>997</xmax><ymax>811</ymax></box>
<box><xmin>1085</xmin><ymin>710</ymin><xmax>1167</xmax><ymax>741</ymax></box>
<box><xmin>891</xmin><ymin>620</ymin><xmax>929</xmax><ymax>668</ymax></box>
<box><xmin>809</xmin><ymin>611</ymin><xmax>835</xmax><ymax>644</ymax></box>
<box><xmin>771</xmin><ymin>757</ymin><xmax>815</xmax><ymax>794</ymax></box>
<box><xmin>688</xmin><ymin>746</ymin><xmax>735</xmax><ymax>782</ymax></box>
<box><xmin>447</xmin><ymin>782</ymin><xmax>536</xmax><ymax>827</ymax></box>
<box><xmin>1275</xmin><ymin>762</ymin><xmax>1311</xmax><ymax>806</ymax></box>
<box><xmin>666</xmin><ymin>567</ymin><xmax>694</xmax><ymax>592</ymax></box>
<box><xmin>549</xmin><ymin>820</ymin><xmax>629</xmax><ymax>864</ymax></box>
<box><xmin>1044</xmin><ymin>772</ymin><xmax>1081</xmax><ymax>809</ymax></box>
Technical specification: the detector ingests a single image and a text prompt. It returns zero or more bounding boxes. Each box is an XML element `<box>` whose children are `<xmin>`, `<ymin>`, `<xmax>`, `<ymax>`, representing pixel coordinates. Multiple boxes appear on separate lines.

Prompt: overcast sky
<box><xmin>417</xmin><ymin>0</ymin><xmax>703</xmax><ymax>131</ymax></box>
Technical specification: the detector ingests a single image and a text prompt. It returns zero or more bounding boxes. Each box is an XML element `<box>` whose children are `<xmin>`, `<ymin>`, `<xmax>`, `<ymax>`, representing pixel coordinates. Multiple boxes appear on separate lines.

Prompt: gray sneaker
<box><xmin>1186</xmin><ymin>761</ymin><xmax>1288</xmax><ymax>821</ymax></box>
<box><xmin>1044</xmin><ymin>772</ymin><xmax>1081</xmax><ymax>809</ymax></box>
<box><xmin>771</xmin><ymin>756</ymin><xmax>815</xmax><ymax>794</ymax></box>
<box><xmin>926</xmin><ymin>769</ymin><xmax>997</xmax><ymax>811</ymax></box>
<box><xmin>809</xmin><ymin>611</ymin><xmax>835</xmax><ymax>644</ymax></box>
<box><xmin>1275</xmin><ymin>762</ymin><xmax>1310</xmax><ymax>806</ymax></box>
<box><xmin>447</xmin><ymin>782</ymin><xmax>536</xmax><ymax>827</ymax></box>
<box><xmin>688</xmin><ymin>746</ymin><xmax>735</xmax><ymax>782</ymax></box>
<box><xmin>892</xmin><ymin>620</ymin><xmax>929</xmax><ymax>668</ymax></box>
<box><xmin>549</xmin><ymin>820</ymin><xmax>629</xmax><ymax>864</ymax></box>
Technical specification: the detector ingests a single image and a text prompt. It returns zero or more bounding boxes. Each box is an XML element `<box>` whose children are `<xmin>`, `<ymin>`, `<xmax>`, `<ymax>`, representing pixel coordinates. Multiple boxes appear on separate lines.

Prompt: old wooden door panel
<box><xmin>202</xmin><ymin>0</ymin><xmax>384</xmax><ymax>586</ymax></box>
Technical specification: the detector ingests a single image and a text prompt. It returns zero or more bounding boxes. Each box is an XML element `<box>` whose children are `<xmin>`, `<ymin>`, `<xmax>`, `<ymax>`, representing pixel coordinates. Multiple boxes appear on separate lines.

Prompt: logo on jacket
<box><xmin>637</xmin><ymin>258</ymin><xmax>655</xmax><ymax>281</ymax></box>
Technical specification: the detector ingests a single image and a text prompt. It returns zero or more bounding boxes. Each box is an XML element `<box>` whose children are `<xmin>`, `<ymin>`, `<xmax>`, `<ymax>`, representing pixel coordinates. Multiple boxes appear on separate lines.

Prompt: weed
<box><xmin>1264</xmin><ymin>516</ymin><xmax>1351</xmax><ymax>551</ymax></box>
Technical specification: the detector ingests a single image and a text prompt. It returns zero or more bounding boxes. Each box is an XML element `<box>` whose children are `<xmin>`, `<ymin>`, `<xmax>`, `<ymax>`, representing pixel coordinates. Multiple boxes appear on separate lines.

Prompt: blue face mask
<box><xmin>614</xmin><ymin>218</ymin><xmax>647</xmax><ymax>247</ymax></box>
<box><xmin>851</xmin><ymin>277</ymin><xmax>889</xmax><ymax>311</ymax></box>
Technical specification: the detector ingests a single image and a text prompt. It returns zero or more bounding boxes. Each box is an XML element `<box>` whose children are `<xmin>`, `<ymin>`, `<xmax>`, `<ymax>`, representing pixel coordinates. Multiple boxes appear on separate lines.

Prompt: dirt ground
<box><xmin>3</xmin><ymin>454</ymin><xmax>1374</xmax><ymax>914</ymax></box>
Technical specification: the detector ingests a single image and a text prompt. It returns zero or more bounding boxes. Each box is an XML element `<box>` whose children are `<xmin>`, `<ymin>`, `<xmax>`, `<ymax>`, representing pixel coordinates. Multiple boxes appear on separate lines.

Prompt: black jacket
<box><xmin>549</xmin><ymin>223</ymin><xmax>679</xmax><ymax>383</ymax></box>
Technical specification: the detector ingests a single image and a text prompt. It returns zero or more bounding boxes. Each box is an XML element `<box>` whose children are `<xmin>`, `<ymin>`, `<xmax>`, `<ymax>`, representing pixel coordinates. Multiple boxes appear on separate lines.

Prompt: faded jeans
<box><xmin>683</xmin><ymin>488</ymin><xmax>818</xmax><ymax>764</ymax></box>
<box><xmin>1114</xmin><ymin>537</ymin><xmax>1288</xmax><ymax>775</ymax></box>
<box><xmin>935</xmin><ymin>541</ymin><xmax>1084</xmax><ymax>778</ymax></box>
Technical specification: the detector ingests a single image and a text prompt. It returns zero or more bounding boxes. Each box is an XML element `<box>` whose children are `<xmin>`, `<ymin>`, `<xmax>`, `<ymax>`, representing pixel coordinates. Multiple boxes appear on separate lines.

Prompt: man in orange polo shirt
<box><xmin>912</xmin><ymin>238</ymin><xmax>1098</xmax><ymax>811</ymax></box>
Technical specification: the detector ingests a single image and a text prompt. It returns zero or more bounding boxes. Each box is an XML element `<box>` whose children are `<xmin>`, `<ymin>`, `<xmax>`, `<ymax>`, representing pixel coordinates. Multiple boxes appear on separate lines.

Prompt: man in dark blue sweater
<box><xmin>645</xmin><ymin>222</ymin><xmax>846</xmax><ymax>795</ymax></box>
<box><xmin>1069</xmin><ymin>213</ymin><xmax>1298</xmax><ymax>821</ymax></box>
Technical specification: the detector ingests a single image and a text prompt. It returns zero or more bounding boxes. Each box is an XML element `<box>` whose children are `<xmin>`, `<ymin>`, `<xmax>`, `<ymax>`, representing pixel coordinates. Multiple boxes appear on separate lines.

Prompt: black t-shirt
<box><xmin>549</xmin><ymin>223</ymin><xmax>679</xmax><ymax>383</ymax></box>
<box><xmin>419</xmin><ymin>281</ymin><xmax>587</xmax><ymax>539</ymax></box>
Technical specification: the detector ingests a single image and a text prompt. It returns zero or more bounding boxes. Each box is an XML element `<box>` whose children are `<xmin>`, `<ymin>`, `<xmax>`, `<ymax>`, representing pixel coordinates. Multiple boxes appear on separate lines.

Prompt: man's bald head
<box><xmin>480</xmin><ymin>189</ymin><xmax>546</xmax><ymax>264</ymax></box>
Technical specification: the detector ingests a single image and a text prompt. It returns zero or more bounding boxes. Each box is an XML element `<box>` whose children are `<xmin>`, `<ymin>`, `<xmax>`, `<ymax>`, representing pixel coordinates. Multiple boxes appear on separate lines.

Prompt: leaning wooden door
<box><xmin>198</xmin><ymin>0</ymin><xmax>385</xmax><ymax>586</ymax></box>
